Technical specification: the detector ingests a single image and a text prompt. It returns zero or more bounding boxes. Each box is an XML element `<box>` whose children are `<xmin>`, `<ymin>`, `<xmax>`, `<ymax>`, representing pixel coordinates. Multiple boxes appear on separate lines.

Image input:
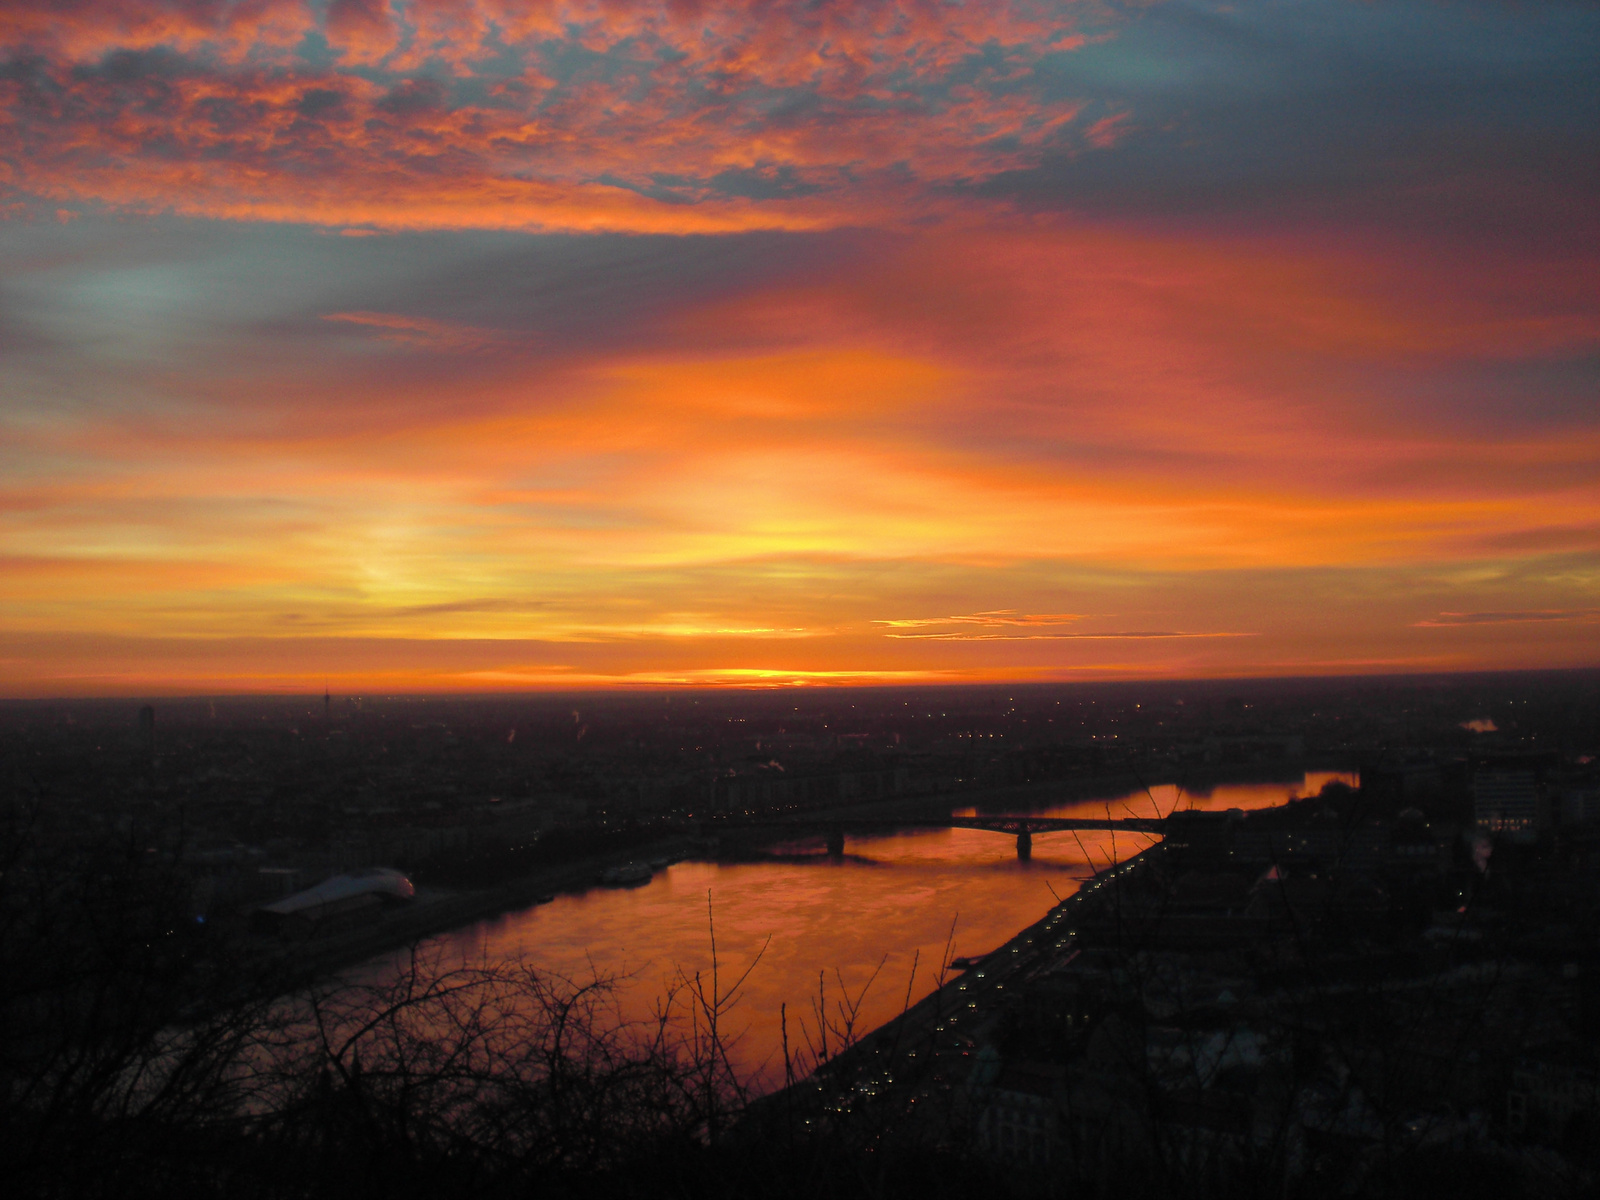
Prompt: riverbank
<box><xmin>257</xmin><ymin>778</ymin><xmax>1049</xmax><ymax>978</ymax></box>
<box><xmin>948</xmin><ymin>759</ymin><xmax>1348</xmax><ymax>814</ymax></box>
<box><xmin>259</xmin><ymin>833</ymin><xmax>702</xmax><ymax>980</ymax></box>
<box><xmin>258</xmin><ymin>764</ymin><xmax>1345</xmax><ymax>985</ymax></box>
<box><xmin>757</xmin><ymin>835</ymin><xmax>1171</xmax><ymax>1113</ymax></box>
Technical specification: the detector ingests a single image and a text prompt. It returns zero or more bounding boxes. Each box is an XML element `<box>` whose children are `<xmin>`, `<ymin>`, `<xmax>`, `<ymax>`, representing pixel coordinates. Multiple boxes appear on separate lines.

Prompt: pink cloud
<box><xmin>0</xmin><ymin>0</ymin><xmax>1107</xmax><ymax>232</ymax></box>
<box><xmin>325</xmin><ymin>0</ymin><xmax>401</xmax><ymax>64</ymax></box>
<box><xmin>322</xmin><ymin>310</ymin><xmax>506</xmax><ymax>350</ymax></box>
<box><xmin>1084</xmin><ymin>110</ymin><xmax>1130</xmax><ymax>148</ymax></box>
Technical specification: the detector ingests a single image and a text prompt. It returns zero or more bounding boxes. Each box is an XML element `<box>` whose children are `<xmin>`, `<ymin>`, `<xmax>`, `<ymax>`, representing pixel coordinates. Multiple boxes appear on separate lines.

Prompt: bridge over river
<box><xmin>710</xmin><ymin>812</ymin><xmax>1177</xmax><ymax>859</ymax></box>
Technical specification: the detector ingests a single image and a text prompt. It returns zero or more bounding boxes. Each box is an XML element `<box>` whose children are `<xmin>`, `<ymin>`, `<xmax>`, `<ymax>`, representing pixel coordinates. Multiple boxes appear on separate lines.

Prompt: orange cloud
<box><xmin>9</xmin><ymin>223</ymin><xmax>1594</xmax><ymax>635</ymax></box>
<box><xmin>325</xmin><ymin>0</ymin><xmax>401</xmax><ymax>64</ymax></box>
<box><xmin>876</xmin><ymin>611</ymin><xmax>1086</xmax><ymax>628</ymax></box>
<box><xmin>2</xmin><ymin>195</ymin><xmax>1596</xmax><ymax>692</ymax></box>
<box><xmin>1414</xmin><ymin>609</ymin><xmax>1600</xmax><ymax>627</ymax></box>
<box><xmin>882</xmin><ymin>631</ymin><xmax>1252</xmax><ymax>642</ymax></box>
<box><xmin>0</xmin><ymin>0</ymin><xmax>1112</xmax><ymax>232</ymax></box>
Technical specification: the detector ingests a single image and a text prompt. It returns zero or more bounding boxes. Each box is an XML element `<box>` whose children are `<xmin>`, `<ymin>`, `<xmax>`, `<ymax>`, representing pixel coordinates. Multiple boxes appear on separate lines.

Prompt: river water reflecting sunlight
<box><xmin>363</xmin><ymin>772</ymin><xmax>1352</xmax><ymax>1091</ymax></box>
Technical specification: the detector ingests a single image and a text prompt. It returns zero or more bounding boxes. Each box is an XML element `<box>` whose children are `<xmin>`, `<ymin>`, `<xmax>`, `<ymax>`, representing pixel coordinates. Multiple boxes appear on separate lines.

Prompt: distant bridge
<box><xmin>712</xmin><ymin>813</ymin><xmax>1170</xmax><ymax>859</ymax></box>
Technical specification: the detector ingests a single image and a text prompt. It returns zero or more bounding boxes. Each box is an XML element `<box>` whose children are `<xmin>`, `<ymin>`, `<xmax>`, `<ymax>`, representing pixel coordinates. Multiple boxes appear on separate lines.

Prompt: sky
<box><xmin>1</xmin><ymin>0</ymin><xmax>1596</xmax><ymax>695</ymax></box>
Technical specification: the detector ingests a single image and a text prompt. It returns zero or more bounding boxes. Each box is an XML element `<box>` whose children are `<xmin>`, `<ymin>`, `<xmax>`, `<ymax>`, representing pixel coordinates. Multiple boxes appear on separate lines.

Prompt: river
<box><xmin>361</xmin><ymin>771</ymin><xmax>1353</xmax><ymax>1091</ymax></box>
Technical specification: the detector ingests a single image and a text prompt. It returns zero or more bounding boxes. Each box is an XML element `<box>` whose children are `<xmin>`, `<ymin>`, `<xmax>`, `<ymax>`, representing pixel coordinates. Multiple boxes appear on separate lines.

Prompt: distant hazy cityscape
<box><xmin>6</xmin><ymin>672</ymin><xmax>1594</xmax><ymax>898</ymax></box>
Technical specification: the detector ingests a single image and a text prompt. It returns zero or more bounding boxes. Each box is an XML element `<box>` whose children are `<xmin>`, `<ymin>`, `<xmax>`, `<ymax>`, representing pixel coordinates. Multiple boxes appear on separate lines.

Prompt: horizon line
<box><xmin>4</xmin><ymin>664</ymin><xmax>1596</xmax><ymax>704</ymax></box>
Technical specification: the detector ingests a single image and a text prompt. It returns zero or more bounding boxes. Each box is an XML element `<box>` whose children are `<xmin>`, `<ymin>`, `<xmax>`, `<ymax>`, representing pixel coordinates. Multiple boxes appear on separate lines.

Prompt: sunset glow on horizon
<box><xmin>2</xmin><ymin>0</ymin><xmax>1596</xmax><ymax>696</ymax></box>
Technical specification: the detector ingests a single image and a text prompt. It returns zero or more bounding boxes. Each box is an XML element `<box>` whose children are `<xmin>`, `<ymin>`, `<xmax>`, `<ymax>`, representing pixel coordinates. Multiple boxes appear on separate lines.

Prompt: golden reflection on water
<box><xmin>401</xmin><ymin>773</ymin><xmax>1352</xmax><ymax>1091</ymax></box>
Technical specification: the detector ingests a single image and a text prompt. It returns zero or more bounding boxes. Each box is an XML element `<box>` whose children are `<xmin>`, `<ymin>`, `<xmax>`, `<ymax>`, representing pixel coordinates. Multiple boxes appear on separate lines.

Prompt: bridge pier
<box><xmin>826</xmin><ymin>828</ymin><xmax>845</xmax><ymax>858</ymax></box>
<box><xmin>1016</xmin><ymin>829</ymin><xmax>1032</xmax><ymax>860</ymax></box>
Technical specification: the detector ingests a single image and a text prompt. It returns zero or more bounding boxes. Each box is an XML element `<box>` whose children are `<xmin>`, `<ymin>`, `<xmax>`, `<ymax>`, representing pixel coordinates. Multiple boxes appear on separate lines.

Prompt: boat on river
<box><xmin>600</xmin><ymin>862</ymin><xmax>652</xmax><ymax>887</ymax></box>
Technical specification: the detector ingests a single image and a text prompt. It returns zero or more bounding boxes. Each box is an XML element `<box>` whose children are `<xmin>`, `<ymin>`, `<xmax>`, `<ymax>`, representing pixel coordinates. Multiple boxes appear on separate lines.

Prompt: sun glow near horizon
<box><xmin>1</xmin><ymin>1</ymin><xmax>1596</xmax><ymax>695</ymax></box>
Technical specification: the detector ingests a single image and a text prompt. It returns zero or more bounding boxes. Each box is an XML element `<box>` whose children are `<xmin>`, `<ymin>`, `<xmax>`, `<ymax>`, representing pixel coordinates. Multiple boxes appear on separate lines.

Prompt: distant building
<box><xmin>137</xmin><ymin>704</ymin><xmax>156</xmax><ymax>758</ymax></box>
<box><xmin>1389</xmin><ymin>809</ymin><xmax>1447</xmax><ymax>870</ymax></box>
<box><xmin>1508</xmin><ymin>1044</ymin><xmax>1598</xmax><ymax>1137</ymax></box>
<box><xmin>969</xmin><ymin>1047</ymin><xmax>1064</xmax><ymax>1168</ymax></box>
<box><xmin>1202</xmin><ymin>733</ymin><xmax>1304</xmax><ymax>765</ymax></box>
<box><xmin>250</xmin><ymin>866</ymin><xmax>414</xmax><ymax>934</ymax></box>
<box><xmin>712</xmin><ymin>763</ymin><xmax>907</xmax><ymax>813</ymax></box>
<box><xmin>1556</xmin><ymin>781</ymin><xmax>1600</xmax><ymax>828</ymax></box>
<box><xmin>1359</xmin><ymin>753</ymin><xmax>1469</xmax><ymax>812</ymax></box>
<box><xmin>1472</xmin><ymin>769</ymin><xmax>1542</xmax><ymax>840</ymax></box>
